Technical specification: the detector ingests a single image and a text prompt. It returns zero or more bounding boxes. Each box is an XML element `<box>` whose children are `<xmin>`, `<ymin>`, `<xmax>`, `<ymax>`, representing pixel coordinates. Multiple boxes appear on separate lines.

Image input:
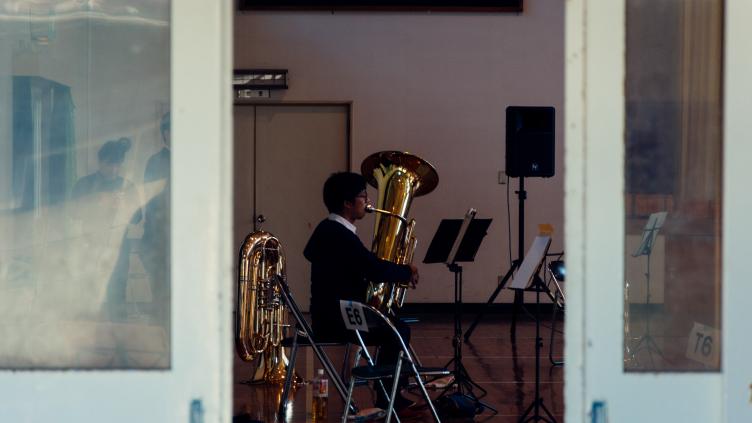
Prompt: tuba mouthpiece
<box><xmin>365</xmin><ymin>204</ymin><xmax>408</xmax><ymax>224</ymax></box>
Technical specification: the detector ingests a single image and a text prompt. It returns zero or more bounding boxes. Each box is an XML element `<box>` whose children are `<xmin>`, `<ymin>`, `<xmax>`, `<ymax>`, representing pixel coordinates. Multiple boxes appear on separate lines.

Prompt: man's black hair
<box><xmin>323</xmin><ymin>172</ymin><xmax>367</xmax><ymax>213</ymax></box>
<box><xmin>98</xmin><ymin>137</ymin><xmax>132</xmax><ymax>164</ymax></box>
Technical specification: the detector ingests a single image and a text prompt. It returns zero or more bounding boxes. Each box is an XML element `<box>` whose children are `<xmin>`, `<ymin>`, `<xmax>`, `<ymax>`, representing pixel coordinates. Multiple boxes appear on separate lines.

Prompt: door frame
<box><xmin>0</xmin><ymin>1</ymin><xmax>234</xmax><ymax>421</ymax></box>
<box><xmin>565</xmin><ymin>0</ymin><xmax>752</xmax><ymax>421</ymax></box>
<box><xmin>721</xmin><ymin>1</ymin><xmax>752</xmax><ymax>421</ymax></box>
<box><xmin>170</xmin><ymin>0</ymin><xmax>234</xmax><ymax>420</ymax></box>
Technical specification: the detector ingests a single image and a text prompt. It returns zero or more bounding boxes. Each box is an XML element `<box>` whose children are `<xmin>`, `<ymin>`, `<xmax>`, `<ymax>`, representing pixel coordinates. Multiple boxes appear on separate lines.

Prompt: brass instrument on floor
<box><xmin>235</xmin><ymin>229</ymin><xmax>294</xmax><ymax>384</ymax></box>
<box><xmin>361</xmin><ymin>151</ymin><xmax>439</xmax><ymax>314</ymax></box>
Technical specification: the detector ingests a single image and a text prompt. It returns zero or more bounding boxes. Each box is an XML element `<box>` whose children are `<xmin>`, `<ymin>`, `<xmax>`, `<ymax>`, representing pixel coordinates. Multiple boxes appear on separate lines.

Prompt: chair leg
<box><xmin>411</xmin><ymin>361</ymin><xmax>442</xmax><ymax>423</ymax></box>
<box><xmin>308</xmin><ymin>340</ymin><xmax>357</xmax><ymax>414</ymax></box>
<box><xmin>341</xmin><ymin>343</ymin><xmax>351</xmax><ymax>382</ymax></box>
<box><xmin>359</xmin><ymin>343</ymin><xmax>401</xmax><ymax>419</ymax></box>
<box><xmin>352</xmin><ymin>346</ymin><xmax>363</xmax><ymax>366</ymax></box>
<box><xmin>341</xmin><ymin>377</ymin><xmax>356</xmax><ymax>423</ymax></box>
<box><xmin>278</xmin><ymin>332</ymin><xmax>300</xmax><ymax>419</ymax></box>
<box><xmin>549</xmin><ymin>292</ymin><xmax>563</xmax><ymax>366</ymax></box>
<box><xmin>385</xmin><ymin>352</ymin><xmax>404</xmax><ymax>423</ymax></box>
<box><xmin>404</xmin><ymin>342</ymin><xmax>428</xmax><ymax>389</ymax></box>
<box><xmin>408</xmin><ymin>342</ymin><xmax>423</xmax><ymax>367</ymax></box>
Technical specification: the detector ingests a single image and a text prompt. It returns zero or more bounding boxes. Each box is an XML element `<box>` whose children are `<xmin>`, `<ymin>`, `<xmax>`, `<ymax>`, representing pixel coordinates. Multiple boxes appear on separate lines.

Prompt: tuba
<box><xmin>361</xmin><ymin>151</ymin><xmax>438</xmax><ymax>315</ymax></box>
<box><xmin>235</xmin><ymin>229</ymin><xmax>294</xmax><ymax>384</ymax></box>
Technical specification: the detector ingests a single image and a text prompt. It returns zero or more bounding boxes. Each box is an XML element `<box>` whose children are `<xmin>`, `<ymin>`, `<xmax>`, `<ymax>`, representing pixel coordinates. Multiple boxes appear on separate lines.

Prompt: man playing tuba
<box><xmin>304</xmin><ymin>171</ymin><xmax>419</xmax><ymax>412</ymax></box>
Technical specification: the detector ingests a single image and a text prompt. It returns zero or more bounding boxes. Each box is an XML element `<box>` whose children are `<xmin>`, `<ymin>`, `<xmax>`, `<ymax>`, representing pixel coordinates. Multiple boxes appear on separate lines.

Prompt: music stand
<box><xmin>626</xmin><ymin>211</ymin><xmax>667</xmax><ymax>368</ymax></box>
<box><xmin>509</xmin><ymin>234</ymin><xmax>557</xmax><ymax>423</ymax></box>
<box><xmin>423</xmin><ymin>208</ymin><xmax>496</xmax><ymax>414</ymax></box>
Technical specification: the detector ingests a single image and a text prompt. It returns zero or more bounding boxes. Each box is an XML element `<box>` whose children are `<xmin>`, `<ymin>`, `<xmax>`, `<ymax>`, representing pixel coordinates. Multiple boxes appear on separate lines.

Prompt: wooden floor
<box><xmin>234</xmin><ymin>310</ymin><xmax>564</xmax><ymax>423</ymax></box>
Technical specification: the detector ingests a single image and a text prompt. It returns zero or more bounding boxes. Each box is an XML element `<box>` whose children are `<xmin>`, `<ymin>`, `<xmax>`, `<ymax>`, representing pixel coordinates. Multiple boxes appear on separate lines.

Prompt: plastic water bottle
<box><xmin>312</xmin><ymin>368</ymin><xmax>328</xmax><ymax>421</ymax></box>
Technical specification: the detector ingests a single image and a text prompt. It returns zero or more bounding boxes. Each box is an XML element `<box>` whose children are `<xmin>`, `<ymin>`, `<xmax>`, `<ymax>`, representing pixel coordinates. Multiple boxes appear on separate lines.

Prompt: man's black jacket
<box><xmin>304</xmin><ymin>218</ymin><xmax>410</xmax><ymax>339</ymax></box>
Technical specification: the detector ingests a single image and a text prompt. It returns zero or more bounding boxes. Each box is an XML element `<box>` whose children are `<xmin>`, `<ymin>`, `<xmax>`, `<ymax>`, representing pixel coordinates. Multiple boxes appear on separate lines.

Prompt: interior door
<box><xmin>234</xmin><ymin>105</ymin><xmax>257</xmax><ymax>249</ymax></box>
<box><xmin>234</xmin><ymin>104</ymin><xmax>349</xmax><ymax>310</ymax></box>
<box><xmin>0</xmin><ymin>1</ymin><xmax>232</xmax><ymax>421</ymax></box>
<box><xmin>565</xmin><ymin>0</ymin><xmax>752</xmax><ymax>421</ymax></box>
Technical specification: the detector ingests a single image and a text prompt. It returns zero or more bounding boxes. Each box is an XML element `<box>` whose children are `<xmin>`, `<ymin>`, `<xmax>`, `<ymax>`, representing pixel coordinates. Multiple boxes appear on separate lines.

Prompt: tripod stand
<box><xmin>441</xmin><ymin>263</ymin><xmax>496</xmax><ymax>413</ymax></box>
<box><xmin>509</xmin><ymin>235</ymin><xmax>556</xmax><ymax>423</ymax></box>
<box><xmin>518</xmin><ymin>273</ymin><xmax>557</xmax><ymax>423</ymax></box>
<box><xmin>626</xmin><ymin>211</ymin><xmax>667</xmax><ymax>369</ymax></box>
<box><xmin>423</xmin><ymin>209</ymin><xmax>496</xmax><ymax>414</ymax></box>
<box><xmin>465</xmin><ymin>176</ymin><xmax>528</xmax><ymax>342</ymax></box>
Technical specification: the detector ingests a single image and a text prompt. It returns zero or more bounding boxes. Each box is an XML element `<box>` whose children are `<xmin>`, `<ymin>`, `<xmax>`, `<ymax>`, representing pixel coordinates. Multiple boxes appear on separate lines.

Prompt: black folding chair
<box><xmin>339</xmin><ymin>300</ymin><xmax>450</xmax><ymax>423</ymax></box>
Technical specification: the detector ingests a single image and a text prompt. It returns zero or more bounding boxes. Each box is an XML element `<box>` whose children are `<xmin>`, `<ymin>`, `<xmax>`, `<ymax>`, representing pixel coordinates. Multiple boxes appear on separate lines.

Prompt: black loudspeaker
<box><xmin>505</xmin><ymin>106</ymin><xmax>555</xmax><ymax>178</ymax></box>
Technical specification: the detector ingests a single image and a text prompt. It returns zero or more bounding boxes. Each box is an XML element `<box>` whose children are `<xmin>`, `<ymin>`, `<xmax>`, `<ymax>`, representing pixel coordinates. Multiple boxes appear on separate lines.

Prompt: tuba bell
<box><xmin>235</xmin><ymin>229</ymin><xmax>295</xmax><ymax>384</ymax></box>
<box><xmin>361</xmin><ymin>151</ymin><xmax>438</xmax><ymax>315</ymax></box>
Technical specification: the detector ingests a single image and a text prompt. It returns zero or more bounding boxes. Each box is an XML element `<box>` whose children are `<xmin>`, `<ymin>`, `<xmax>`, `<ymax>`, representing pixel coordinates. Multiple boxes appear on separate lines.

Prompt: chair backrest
<box><xmin>339</xmin><ymin>301</ymin><xmax>446</xmax><ymax>423</ymax></box>
<box><xmin>338</xmin><ymin>300</ymin><xmax>413</xmax><ymax>362</ymax></box>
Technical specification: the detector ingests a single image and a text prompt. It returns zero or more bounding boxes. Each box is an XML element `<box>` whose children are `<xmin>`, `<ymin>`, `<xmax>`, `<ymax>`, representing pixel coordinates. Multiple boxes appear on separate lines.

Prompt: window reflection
<box><xmin>624</xmin><ymin>0</ymin><xmax>723</xmax><ymax>372</ymax></box>
<box><xmin>0</xmin><ymin>1</ymin><xmax>170</xmax><ymax>369</ymax></box>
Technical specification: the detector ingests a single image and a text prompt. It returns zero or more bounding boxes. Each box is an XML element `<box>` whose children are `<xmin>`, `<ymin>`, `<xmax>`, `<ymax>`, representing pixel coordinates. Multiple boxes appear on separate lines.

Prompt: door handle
<box><xmin>255</xmin><ymin>214</ymin><xmax>266</xmax><ymax>231</ymax></box>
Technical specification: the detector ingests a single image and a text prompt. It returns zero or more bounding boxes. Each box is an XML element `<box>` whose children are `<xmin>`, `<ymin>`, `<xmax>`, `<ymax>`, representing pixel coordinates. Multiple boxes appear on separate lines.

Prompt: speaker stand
<box><xmin>465</xmin><ymin>176</ymin><xmax>526</xmax><ymax>342</ymax></box>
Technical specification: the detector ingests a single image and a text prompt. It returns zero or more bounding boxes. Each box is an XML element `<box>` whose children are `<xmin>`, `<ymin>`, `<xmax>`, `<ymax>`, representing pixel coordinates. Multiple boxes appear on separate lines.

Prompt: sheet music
<box><xmin>446</xmin><ymin>208</ymin><xmax>476</xmax><ymax>265</ymax></box>
<box><xmin>510</xmin><ymin>235</ymin><xmax>552</xmax><ymax>290</ymax></box>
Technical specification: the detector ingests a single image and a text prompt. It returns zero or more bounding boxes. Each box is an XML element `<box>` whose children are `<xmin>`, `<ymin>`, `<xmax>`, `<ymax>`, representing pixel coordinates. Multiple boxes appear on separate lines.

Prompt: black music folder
<box><xmin>423</xmin><ymin>218</ymin><xmax>492</xmax><ymax>264</ymax></box>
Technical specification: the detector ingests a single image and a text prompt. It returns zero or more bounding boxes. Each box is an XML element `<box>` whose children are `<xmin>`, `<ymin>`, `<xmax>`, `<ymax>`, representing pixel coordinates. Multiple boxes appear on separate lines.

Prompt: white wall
<box><xmin>234</xmin><ymin>0</ymin><xmax>564</xmax><ymax>303</ymax></box>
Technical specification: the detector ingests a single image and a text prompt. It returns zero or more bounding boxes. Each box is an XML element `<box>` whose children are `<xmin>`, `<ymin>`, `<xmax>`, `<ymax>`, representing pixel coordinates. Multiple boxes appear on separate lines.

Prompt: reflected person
<box><xmin>139</xmin><ymin>112</ymin><xmax>170</xmax><ymax>326</ymax></box>
<box><xmin>72</xmin><ymin>138</ymin><xmax>140</xmax><ymax>320</ymax></box>
<box><xmin>72</xmin><ymin>137</ymin><xmax>141</xmax><ymax>226</ymax></box>
<box><xmin>144</xmin><ymin>112</ymin><xmax>170</xmax><ymax>183</ymax></box>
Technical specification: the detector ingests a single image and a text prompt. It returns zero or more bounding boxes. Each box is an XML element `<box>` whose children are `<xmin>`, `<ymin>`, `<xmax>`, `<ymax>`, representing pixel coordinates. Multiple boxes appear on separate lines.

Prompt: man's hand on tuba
<box><xmin>408</xmin><ymin>263</ymin><xmax>420</xmax><ymax>289</ymax></box>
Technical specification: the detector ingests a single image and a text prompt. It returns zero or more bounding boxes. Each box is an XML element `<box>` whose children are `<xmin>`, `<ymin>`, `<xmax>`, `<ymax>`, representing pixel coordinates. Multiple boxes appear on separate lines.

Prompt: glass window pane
<box><xmin>0</xmin><ymin>1</ymin><xmax>171</xmax><ymax>369</ymax></box>
<box><xmin>624</xmin><ymin>0</ymin><xmax>723</xmax><ymax>371</ymax></box>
